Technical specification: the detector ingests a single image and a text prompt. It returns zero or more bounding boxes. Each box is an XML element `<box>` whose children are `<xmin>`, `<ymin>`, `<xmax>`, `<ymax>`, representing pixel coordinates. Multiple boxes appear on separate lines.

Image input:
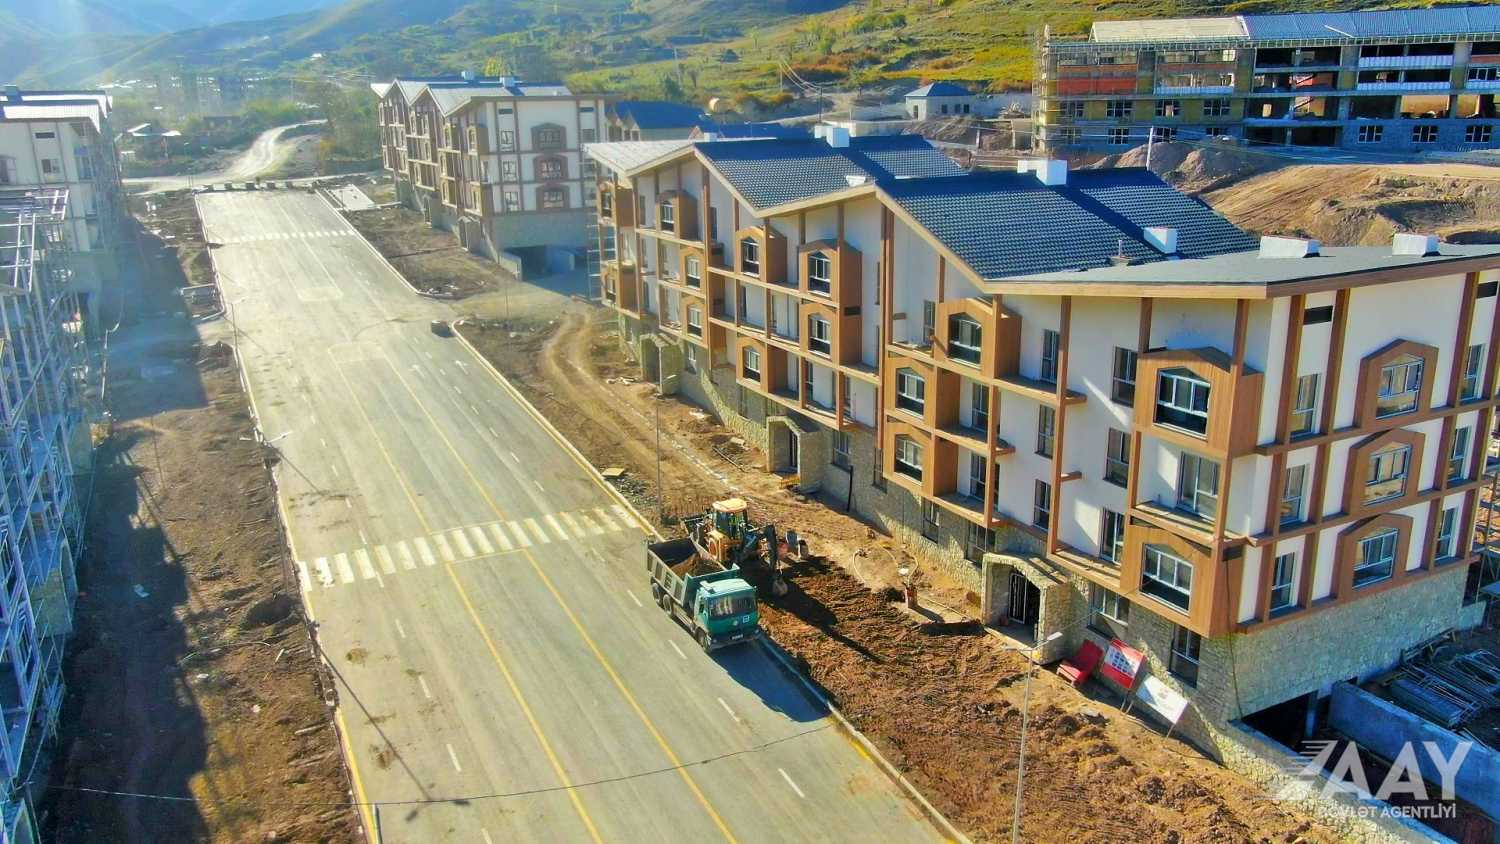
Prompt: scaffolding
<box><xmin>0</xmin><ymin>188</ymin><xmax>87</xmax><ymax>844</ymax></box>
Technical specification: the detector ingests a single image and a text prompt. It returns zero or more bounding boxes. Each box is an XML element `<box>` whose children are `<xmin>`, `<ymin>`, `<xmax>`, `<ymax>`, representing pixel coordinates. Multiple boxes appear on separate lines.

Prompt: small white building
<box><xmin>905</xmin><ymin>82</ymin><xmax>979</xmax><ymax>120</ymax></box>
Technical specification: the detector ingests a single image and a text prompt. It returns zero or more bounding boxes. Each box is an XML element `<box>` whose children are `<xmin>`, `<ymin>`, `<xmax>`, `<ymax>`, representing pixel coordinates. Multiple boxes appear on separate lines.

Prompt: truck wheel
<box><xmin>696</xmin><ymin>630</ymin><xmax>711</xmax><ymax>652</ymax></box>
<box><xmin>659</xmin><ymin>592</ymin><xmax>672</xmax><ymax>612</ymax></box>
<box><xmin>650</xmin><ymin>583</ymin><xmax>662</xmax><ymax>603</ymax></box>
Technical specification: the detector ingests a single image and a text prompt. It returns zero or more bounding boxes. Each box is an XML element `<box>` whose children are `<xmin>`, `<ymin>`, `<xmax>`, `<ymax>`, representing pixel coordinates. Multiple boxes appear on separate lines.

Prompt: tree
<box><xmin>483</xmin><ymin>56</ymin><xmax>505</xmax><ymax>77</ymax></box>
<box><xmin>660</xmin><ymin>75</ymin><xmax>684</xmax><ymax>102</ymax></box>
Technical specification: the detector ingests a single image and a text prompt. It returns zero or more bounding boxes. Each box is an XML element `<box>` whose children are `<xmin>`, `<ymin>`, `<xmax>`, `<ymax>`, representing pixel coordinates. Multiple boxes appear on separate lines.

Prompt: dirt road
<box><xmin>126</xmin><ymin>122</ymin><xmax>323</xmax><ymax>194</ymax></box>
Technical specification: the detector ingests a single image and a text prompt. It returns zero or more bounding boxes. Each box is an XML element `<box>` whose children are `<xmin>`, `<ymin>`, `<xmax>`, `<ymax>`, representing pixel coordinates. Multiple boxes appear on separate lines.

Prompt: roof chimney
<box><xmin>844</xmin><ymin>173</ymin><xmax>869</xmax><ymax>187</ymax></box>
<box><xmin>1259</xmin><ymin>235</ymin><xmax>1320</xmax><ymax>259</ymax></box>
<box><xmin>823</xmin><ymin>125</ymin><xmax>850</xmax><ymax>148</ymax></box>
<box><xmin>460</xmin><ymin>69</ymin><xmax>476</xmax><ymax>82</ymax></box>
<box><xmin>1143</xmin><ymin>226</ymin><xmax>1177</xmax><ymax>255</ymax></box>
<box><xmin>1392</xmin><ymin>232</ymin><xmax>1439</xmax><ymax>257</ymax></box>
<box><xmin>1016</xmin><ymin>159</ymin><xmax>1067</xmax><ymax>187</ymax></box>
<box><xmin>3</xmin><ymin>85</ymin><xmax>19</xmax><ymax>102</ymax></box>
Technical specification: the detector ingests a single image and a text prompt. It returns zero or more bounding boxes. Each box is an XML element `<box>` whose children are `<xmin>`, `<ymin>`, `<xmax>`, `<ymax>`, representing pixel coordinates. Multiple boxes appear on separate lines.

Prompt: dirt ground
<box><xmin>343</xmin><ymin>205</ymin><xmax>501</xmax><ymax>297</ymax></box>
<box><xmin>46</xmin><ymin>192</ymin><xmax>359</xmax><ymax>844</ymax></box>
<box><xmin>460</xmin><ymin>308</ymin><xmax>1336</xmax><ymax>843</ymax></box>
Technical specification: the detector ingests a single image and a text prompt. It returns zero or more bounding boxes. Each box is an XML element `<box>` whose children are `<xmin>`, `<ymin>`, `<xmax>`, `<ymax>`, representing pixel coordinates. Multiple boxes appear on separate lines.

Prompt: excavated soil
<box><xmin>47</xmin><ymin>191</ymin><xmax>359</xmax><ymax>844</ymax></box>
<box><xmin>344</xmin><ymin>205</ymin><xmax>498</xmax><ymax>297</ymax></box>
<box><xmin>460</xmin><ymin>309</ymin><xmax>1337</xmax><ymax>843</ymax></box>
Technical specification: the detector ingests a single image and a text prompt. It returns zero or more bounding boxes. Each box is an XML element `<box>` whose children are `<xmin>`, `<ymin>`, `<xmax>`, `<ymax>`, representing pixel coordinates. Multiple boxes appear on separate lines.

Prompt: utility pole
<box><xmin>655</xmin><ymin>396</ymin><xmax>663</xmax><ymax>523</ymax></box>
<box><xmin>1010</xmin><ymin>631</ymin><xmax>1061</xmax><ymax>844</ymax></box>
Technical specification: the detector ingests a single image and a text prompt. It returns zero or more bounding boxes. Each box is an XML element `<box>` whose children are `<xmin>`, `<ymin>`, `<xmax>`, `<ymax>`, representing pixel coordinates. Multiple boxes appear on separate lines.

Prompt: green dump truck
<box><xmin>646</xmin><ymin>537</ymin><xmax>760</xmax><ymax>652</ymax></box>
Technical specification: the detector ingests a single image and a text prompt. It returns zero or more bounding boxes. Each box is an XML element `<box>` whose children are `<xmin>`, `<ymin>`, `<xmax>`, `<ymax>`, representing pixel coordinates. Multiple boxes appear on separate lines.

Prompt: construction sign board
<box><xmin>1101</xmin><ymin>639</ymin><xmax>1144</xmax><ymax>689</ymax></box>
<box><xmin>1133</xmin><ymin>675</ymin><xmax>1189</xmax><ymax>725</ymax></box>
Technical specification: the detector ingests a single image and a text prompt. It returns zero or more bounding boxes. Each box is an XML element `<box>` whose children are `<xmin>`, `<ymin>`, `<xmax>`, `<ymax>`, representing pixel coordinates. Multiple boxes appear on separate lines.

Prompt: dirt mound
<box><xmin>1090</xmin><ymin>140</ymin><xmax>1279</xmax><ymax>193</ymax></box>
<box><xmin>1205</xmin><ymin>164</ymin><xmax>1500</xmax><ymax>245</ymax></box>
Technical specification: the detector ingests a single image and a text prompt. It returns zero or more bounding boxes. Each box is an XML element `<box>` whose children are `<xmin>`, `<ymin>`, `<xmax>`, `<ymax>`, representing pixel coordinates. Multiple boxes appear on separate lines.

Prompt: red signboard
<box><xmin>1101</xmin><ymin>639</ymin><xmax>1144</xmax><ymax>690</ymax></box>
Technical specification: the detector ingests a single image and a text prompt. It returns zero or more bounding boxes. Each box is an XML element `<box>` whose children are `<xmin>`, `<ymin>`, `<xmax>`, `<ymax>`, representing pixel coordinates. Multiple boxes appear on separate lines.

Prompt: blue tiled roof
<box><xmin>612</xmin><ymin>100</ymin><xmax>704</xmax><ymax>129</ymax></box>
<box><xmin>1243</xmin><ymin>7</ymin><xmax>1500</xmax><ymax>40</ymax></box>
<box><xmin>907</xmin><ymin>82</ymin><xmax>972</xmax><ymax>98</ymax></box>
<box><xmin>881</xmin><ymin>168</ymin><xmax>1257</xmax><ymax>281</ymax></box>
<box><xmin>695</xmin><ymin>135</ymin><xmax>963</xmax><ymax>211</ymax></box>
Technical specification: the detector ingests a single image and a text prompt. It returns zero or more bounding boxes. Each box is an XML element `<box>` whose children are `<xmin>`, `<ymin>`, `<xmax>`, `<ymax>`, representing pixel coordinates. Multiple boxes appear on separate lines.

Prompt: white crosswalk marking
<box><xmin>611</xmin><ymin>504</ymin><xmax>635</xmax><ymax>529</ymax></box>
<box><xmin>396</xmin><ymin>540</ymin><xmax>417</xmax><ymax>570</ymax></box>
<box><xmin>470</xmin><ymin>526</ymin><xmax>495</xmax><ymax>555</ymax></box>
<box><xmin>451</xmin><ymin>529</ymin><xmax>476</xmax><ymax>559</ymax></box>
<box><xmin>375</xmin><ymin>545</ymin><xmax>397</xmax><ymax>575</ymax></box>
<box><xmin>575</xmin><ymin>511</ymin><xmax>604</xmax><ymax>536</ymax></box>
<box><xmin>355</xmin><ymin>549</ymin><xmax>378</xmax><ymax>580</ymax></box>
<box><xmin>525</xmin><ymin>518</ymin><xmax>550</xmax><ymax>544</ymax></box>
<box><xmin>334</xmin><ymin>553</ymin><xmax>355</xmax><ymax>584</ymax></box>
<box><xmin>433</xmin><ymin>532</ymin><xmax>457</xmax><ymax>562</ymax></box>
<box><xmin>295</xmin><ymin>561</ymin><xmax>312</xmax><ymax>593</ymax></box>
<box><xmin>560</xmin><ymin>512</ymin><xmax>583</xmax><ymax>537</ymax></box>
<box><xmin>508</xmin><ymin>521</ymin><xmax>533</xmax><ymax>548</ymax></box>
<box><xmin>415</xmin><ymin>537</ymin><xmax>438</xmax><ymax>567</ymax></box>
<box><xmin>314</xmin><ymin>557</ymin><xmax>333</xmax><ymax>587</ymax></box>
<box><xmin>593</xmin><ymin>508</ymin><xmax>618</xmax><ymax>531</ymax></box>
<box><xmin>544</xmin><ymin>514</ymin><xmax>568</xmax><ymax>541</ymax></box>
<box><xmin>488</xmin><ymin>523</ymin><xmax>513</xmax><ymax>551</ymax></box>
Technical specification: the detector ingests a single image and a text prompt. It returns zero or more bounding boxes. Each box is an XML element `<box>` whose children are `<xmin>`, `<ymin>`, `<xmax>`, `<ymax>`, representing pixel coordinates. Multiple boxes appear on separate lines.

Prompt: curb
<box><xmin>316</xmin><ymin>190</ymin><xmax>451</xmax><ymax>302</ymax></box>
<box><xmin>451</xmin><ymin>319</ymin><xmax>972</xmax><ymax>844</ymax></box>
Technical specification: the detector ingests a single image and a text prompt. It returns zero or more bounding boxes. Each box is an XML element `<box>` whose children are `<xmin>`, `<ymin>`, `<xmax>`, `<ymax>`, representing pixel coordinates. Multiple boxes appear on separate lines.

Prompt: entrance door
<box><xmin>786</xmin><ymin>429</ymin><xmax>799</xmax><ymax>473</ymax></box>
<box><xmin>1008</xmin><ymin>571</ymin><xmax>1040</xmax><ymax>628</ymax></box>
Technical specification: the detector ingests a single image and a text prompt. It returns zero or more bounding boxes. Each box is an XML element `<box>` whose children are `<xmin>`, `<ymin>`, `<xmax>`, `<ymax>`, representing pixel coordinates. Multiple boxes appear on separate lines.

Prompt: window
<box><xmin>1104</xmin><ymin>428</ymin><xmax>1130</xmax><ymax>486</ymax></box>
<box><xmin>0</xmin><ymin>156</ymin><xmax>13</xmax><ymax>185</ymax></box>
<box><xmin>501</xmin><ymin>160</ymin><xmax>518</xmax><ymax>181</ymax></box>
<box><xmin>1177</xmin><ymin>452</ymin><xmax>1220</xmax><ymax>518</ymax></box>
<box><xmin>1364</xmin><ymin>443</ymin><xmax>1411</xmax><ymax>504</ymax></box>
<box><xmin>841</xmin><ymin>374</ymin><xmax>853</xmax><ymax>422</ymax></box>
<box><xmin>658</xmin><ymin>198</ymin><xmax>675</xmax><ymax>231</ymax></box>
<box><xmin>968</xmin><ymin>453</ymin><xmax>987</xmax><ymax>500</ymax></box>
<box><xmin>965</xmin><ymin>523</ymin><xmax>996</xmax><ymax>564</ymax></box>
<box><xmin>808</xmin><ymin>315</ymin><xmax>831</xmax><ymax>355</ymax></box>
<box><xmin>873</xmin><ymin>447</ymin><xmax>887</xmax><ymax>490</ymax></box>
<box><xmin>1169</xmin><ymin>625</ymin><xmax>1201</xmax><ymax>687</ymax></box>
<box><xmin>540</xmin><ymin>186</ymin><xmax>567</xmax><ymax>210</ymax></box>
<box><xmin>499</xmin><ymin>129</ymin><xmax>515</xmax><ymax>150</ymax></box>
<box><xmin>1106</xmin><ymin>99</ymin><xmax>1131</xmax><ymax>118</ymax></box>
<box><xmin>1204</xmin><ymin>126</ymin><xmax>1226</xmax><ymax>138</ymax></box>
<box><xmin>921</xmin><ymin>500</ymin><xmax>940</xmax><ymax>541</ymax></box>
<box><xmin>741</xmin><ymin>347</ymin><xmax>761</xmax><ymax>381</ymax></box>
<box><xmin>1357</xmin><ymin>125</ymin><xmax>1384</xmax><ymax>144</ymax></box>
<box><xmin>1303</xmin><ymin>305</ymin><xmax>1334</xmax><ymax>325</ymax></box>
<box><xmin>1376</xmin><ymin>355</ymin><xmax>1423</xmax><ymax>417</ymax></box>
<box><xmin>832</xmin><ymin>431</ymin><xmax>851</xmax><ymax>469</ymax></box>
<box><xmin>807</xmin><ymin>252</ymin><xmax>832</xmax><ymax>294</ymax></box>
<box><xmin>687</xmin><ymin>306</ymin><xmax>703</xmax><ymax>337</ymax></box>
<box><xmin>1040</xmin><ymin>329</ymin><xmax>1060</xmax><ymax>383</ymax></box>
<box><xmin>1203</xmin><ymin>98</ymin><xmax>1231</xmax><ymax>117</ymax></box>
<box><xmin>1109</xmin><ymin>127</ymin><xmax>1132</xmax><ymax>146</ymax></box>
<box><xmin>1437</xmin><ymin>507</ymin><xmax>1458</xmax><ymax>561</ymax></box>
<box><xmin>582</xmin><ymin>128</ymin><xmax>597</xmax><ymax>143</ymax></box>
<box><xmin>503</xmin><ymin>190</ymin><xmax>520</xmax><ymax>211</ymax></box>
<box><xmin>1467</xmin><ymin>125</ymin><xmax>1493</xmax><ymax>145</ymax></box>
<box><xmin>1279</xmin><ymin>374</ymin><xmax>1317</xmax><ymax>438</ymax></box>
<box><xmin>1033</xmin><ymin>480</ymin><xmax>1052</xmax><ymax>530</ymax></box>
<box><xmin>895</xmin><ymin>368</ymin><xmax>925</xmax><ymax>415</ymax></box>
<box><xmin>536</xmin><ymin>125</ymin><xmax>565</xmax><ymax>149</ymax></box>
<box><xmin>1061</xmin><ymin>100</ymin><xmax>1084</xmax><ymax>119</ymax></box>
<box><xmin>969</xmin><ymin>382</ymin><xmax>989</xmax><ymax>432</ymax></box>
<box><xmin>538</xmin><ymin>158</ymin><xmax>565</xmax><ymax>180</ymax></box>
<box><xmin>1036</xmin><ymin>406</ymin><xmax>1055</xmax><ymax>457</ymax></box>
<box><xmin>74</xmin><ymin>150</ymin><xmax>93</xmax><ymax>180</ymax></box>
<box><xmin>1089</xmin><ymin>585</ymin><xmax>1129</xmax><ymax>633</ymax></box>
<box><xmin>1354</xmin><ymin>527</ymin><xmax>1399</xmax><ymax>587</ymax></box>
<box><xmin>1155</xmin><ymin>100</ymin><xmax>1181</xmax><ymax>118</ymax></box>
<box><xmin>922</xmin><ymin>300</ymin><xmax>936</xmax><ymax>343</ymax></box>
<box><xmin>895</xmin><ymin>436</ymin><xmax>923</xmax><ymax>481</ymax></box>
<box><xmin>1156</xmin><ymin>368</ymin><xmax>1211</xmax><ymax>435</ymax></box>
<box><xmin>1449</xmin><ymin>427</ymin><xmax>1470</xmax><ymax>483</ymax></box>
<box><xmin>1112</xmin><ymin>347</ymin><xmax>1137</xmax><ymax>405</ymax></box>
<box><xmin>1143</xmin><ymin>546</ymin><xmax>1194</xmax><ymax>611</ymax></box>
<box><xmin>40</xmin><ymin>159</ymin><xmax>60</xmax><ymax>180</ymax></box>
<box><xmin>685</xmin><ymin>256</ymin><xmax>702</xmax><ymax>287</ymax></box>
<box><xmin>683</xmin><ymin>344</ymin><xmax>698</xmax><ymax>374</ymax></box>
<box><xmin>33</xmin><ymin>131</ymin><xmax>55</xmax><ymax>140</ymax></box>
<box><xmin>949</xmin><ymin>314</ymin><xmax>982</xmax><ymax>365</ymax></box>
<box><xmin>1269</xmin><ymin>552</ymin><xmax>1297</xmax><ymax>611</ymax></box>
<box><xmin>1483</xmin><ymin>281</ymin><xmax>1500</xmax><ymax>299</ymax></box>
<box><xmin>740</xmin><ymin>238</ymin><xmax>760</xmax><ymax>276</ymax></box>
<box><xmin>1412</xmin><ymin>124</ymin><xmax>1439</xmax><ymax>144</ymax></box>
<box><xmin>1281</xmin><ymin>464</ymin><xmax>1307</xmax><ymax>526</ymax></box>
<box><xmin>1461</xmin><ymin>344</ymin><xmax>1484</xmax><ymax>401</ymax></box>
<box><xmin>1100</xmin><ymin>509</ymin><xmax>1126</xmax><ymax>564</ymax></box>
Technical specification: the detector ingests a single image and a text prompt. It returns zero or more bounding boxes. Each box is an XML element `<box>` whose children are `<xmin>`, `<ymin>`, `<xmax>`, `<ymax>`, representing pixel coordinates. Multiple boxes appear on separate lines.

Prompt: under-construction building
<box><xmin>0</xmin><ymin>189</ymin><xmax>89</xmax><ymax>844</ymax></box>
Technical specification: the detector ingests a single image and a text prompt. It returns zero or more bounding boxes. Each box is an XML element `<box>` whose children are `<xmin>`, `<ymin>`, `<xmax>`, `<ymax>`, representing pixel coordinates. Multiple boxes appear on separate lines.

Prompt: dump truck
<box><xmin>646</xmin><ymin>536</ymin><xmax>760</xmax><ymax>652</ymax></box>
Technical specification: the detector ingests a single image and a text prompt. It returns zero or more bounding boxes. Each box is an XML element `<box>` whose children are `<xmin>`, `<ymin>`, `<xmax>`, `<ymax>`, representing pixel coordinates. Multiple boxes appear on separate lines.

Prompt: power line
<box><xmin>38</xmin><ymin>722</ymin><xmax>834</xmax><ymax>810</ymax></box>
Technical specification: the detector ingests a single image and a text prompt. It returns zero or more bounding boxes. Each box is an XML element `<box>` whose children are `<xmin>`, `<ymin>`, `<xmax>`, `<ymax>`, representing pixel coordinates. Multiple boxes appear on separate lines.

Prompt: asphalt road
<box><xmin>195</xmin><ymin>190</ymin><xmax>945</xmax><ymax>844</ymax></box>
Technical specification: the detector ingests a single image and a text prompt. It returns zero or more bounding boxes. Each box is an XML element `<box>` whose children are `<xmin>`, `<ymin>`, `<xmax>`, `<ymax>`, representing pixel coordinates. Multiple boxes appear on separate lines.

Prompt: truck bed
<box><xmin>647</xmin><ymin>537</ymin><xmax>730</xmax><ymax>579</ymax></box>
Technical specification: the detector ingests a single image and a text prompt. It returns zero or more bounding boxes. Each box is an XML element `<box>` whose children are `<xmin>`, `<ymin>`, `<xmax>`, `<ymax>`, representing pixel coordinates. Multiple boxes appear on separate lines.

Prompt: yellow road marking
<box><xmin>383</xmin><ymin>357</ymin><xmax>740</xmax><ymax>844</ymax></box>
<box><xmin>330</xmin><ymin>353</ymin><xmax>604</xmax><ymax>843</ymax></box>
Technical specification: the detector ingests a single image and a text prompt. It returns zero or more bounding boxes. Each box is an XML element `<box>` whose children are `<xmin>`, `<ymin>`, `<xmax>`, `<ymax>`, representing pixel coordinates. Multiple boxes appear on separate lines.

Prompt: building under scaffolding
<box><xmin>0</xmin><ymin>189</ymin><xmax>89</xmax><ymax>844</ymax></box>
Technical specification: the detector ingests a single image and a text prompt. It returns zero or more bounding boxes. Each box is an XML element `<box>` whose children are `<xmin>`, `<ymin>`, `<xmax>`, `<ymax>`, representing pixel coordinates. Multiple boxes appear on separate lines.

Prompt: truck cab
<box><xmin>695</xmin><ymin>577</ymin><xmax>759</xmax><ymax>648</ymax></box>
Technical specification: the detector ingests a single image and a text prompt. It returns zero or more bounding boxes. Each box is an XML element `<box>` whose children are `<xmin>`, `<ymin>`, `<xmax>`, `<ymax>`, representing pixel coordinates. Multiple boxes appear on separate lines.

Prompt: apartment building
<box><xmin>587</xmin><ymin>131</ymin><xmax>1500</xmax><ymax>759</ymax></box>
<box><xmin>0</xmin><ymin>89</ymin><xmax>123</xmax><ymax>325</ymax></box>
<box><xmin>0</xmin><ymin>189</ymin><xmax>90</xmax><ymax>844</ymax></box>
<box><xmin>1036</xmin><ymin>6</ymin><xmax>1500</xmax><ymax>153</ymax></box>
<box><xmin>372</xmin><ymin>74</ymin><xmax>605</xmax><ymax>266</ymax></box>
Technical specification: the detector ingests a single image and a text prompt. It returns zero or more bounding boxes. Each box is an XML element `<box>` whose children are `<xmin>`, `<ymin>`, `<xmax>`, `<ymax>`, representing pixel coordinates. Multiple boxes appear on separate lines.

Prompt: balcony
<box><xmin>1134</xmin><ymin>347</ymin><xmax>1264</xmax><ymax>457</ymax></box>
<box><xmin>466</xmin><ymin>125</ymin><xmax>490</xmax><ymax>155</ymax></box>
<box><xmin>1358</xmin><ymin>54</ymin><xmax>1453</xmax><ymax>69</ymax></box>
<box><xmin>597</xmin><ymin>184</ymin><xmax>636</xmax><ymax>228</ymax></box>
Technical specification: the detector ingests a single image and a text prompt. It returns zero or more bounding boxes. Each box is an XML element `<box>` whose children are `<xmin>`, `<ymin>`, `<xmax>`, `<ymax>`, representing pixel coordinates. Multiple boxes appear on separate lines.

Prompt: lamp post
<box><xmin>1008</xmin><ymin>629</ymin><xmax>1062</xmax><ymax>844</ymax></box>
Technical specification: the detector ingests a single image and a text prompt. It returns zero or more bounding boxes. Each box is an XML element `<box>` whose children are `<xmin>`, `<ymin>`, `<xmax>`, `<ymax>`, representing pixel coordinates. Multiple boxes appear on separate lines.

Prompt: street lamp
<box><xmin>1005</xmin><ymin>629</ymin><xmax>1062</xmax><ymax>844</ymax></box>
